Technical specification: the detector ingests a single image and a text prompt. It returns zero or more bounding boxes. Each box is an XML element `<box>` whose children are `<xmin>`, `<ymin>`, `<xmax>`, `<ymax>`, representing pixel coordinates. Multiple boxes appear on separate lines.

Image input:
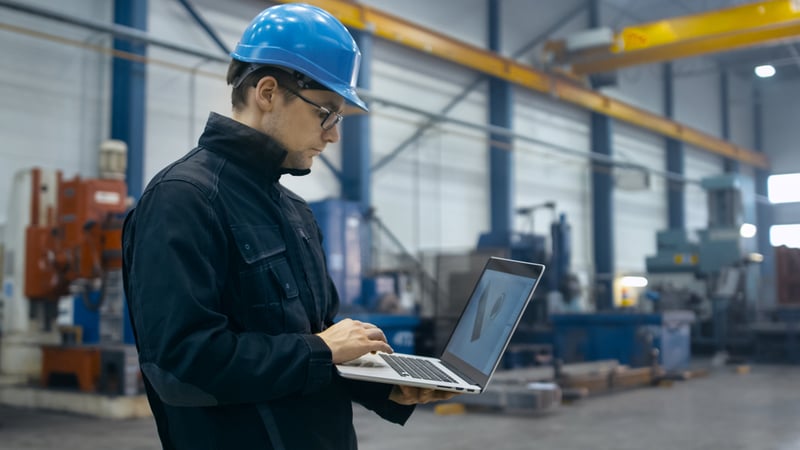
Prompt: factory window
<box><xmin>768</xmin><ymin>173</ymin><xmax>800</xmax><ymax>204</ymax></box>
<box><xmin>771</xmin><ymin>225</ymin><xmax>800</xmax><ymax>248</ymax></box>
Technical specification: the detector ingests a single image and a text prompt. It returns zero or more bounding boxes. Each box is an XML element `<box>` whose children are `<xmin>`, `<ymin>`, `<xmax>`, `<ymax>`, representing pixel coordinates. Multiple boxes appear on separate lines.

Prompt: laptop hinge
<box><xmin>441</xmin><ymin>360</ymin><xmax>477</xmax><ymax>385</ymax></box>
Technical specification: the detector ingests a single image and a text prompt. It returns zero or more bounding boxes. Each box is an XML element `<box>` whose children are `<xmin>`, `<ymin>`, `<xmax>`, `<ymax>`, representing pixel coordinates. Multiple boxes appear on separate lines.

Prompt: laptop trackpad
<box><xmin>340</xmin><ymin>352</ymin><xmax>388</xmax><ymax>368</ymax></box>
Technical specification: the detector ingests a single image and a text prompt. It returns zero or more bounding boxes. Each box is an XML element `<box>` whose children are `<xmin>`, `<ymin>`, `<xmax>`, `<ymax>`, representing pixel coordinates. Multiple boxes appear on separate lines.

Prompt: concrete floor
<box><xmin>2</xmin><ymin>364</ymin><xmax>800</xmax><ymax>450</ymax></box>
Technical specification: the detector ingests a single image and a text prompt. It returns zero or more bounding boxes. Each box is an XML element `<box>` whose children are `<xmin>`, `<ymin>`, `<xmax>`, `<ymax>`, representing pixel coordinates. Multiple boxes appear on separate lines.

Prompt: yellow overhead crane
<box><xmin>274</xmin><ymin>0</ymin><xmax>770</xmax><ymax>169</ymax></box>
<box><xmin>553</xmin><ymin>0</ymin><xmax>800</xmax><ymax>75</ymax></box>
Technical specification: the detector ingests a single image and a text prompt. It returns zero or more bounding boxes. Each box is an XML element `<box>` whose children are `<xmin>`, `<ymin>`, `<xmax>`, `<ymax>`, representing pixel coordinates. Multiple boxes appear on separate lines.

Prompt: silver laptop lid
<box><xmin>440</xmin><ymin>257</ymin><xmax>545</xmax><ymax>389</ymax></box>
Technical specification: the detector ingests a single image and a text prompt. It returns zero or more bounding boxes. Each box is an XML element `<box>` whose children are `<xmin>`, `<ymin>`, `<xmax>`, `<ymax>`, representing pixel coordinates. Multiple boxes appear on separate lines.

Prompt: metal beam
<box><xmin>176</xmin><ymin>0</ymin><xmax>230</xmax><ymax>55</ymax></box>
<box><xmin>568</xmin><ymin>0</ymin><xmax>800</xmax><ymax>75</ymax></box>
<box><xmin>371</xmin><ymin>0</ymin><xmax>587</xmax><ymax>173</ymax></box>
<box><xmin>273</xmin><ymin>0</ymin><xmax>768</xmax><ymax>169</ymax></box>
<box><xmin>753</xmin><ymin>82</ymin><xmax>775</xmax><ymax>307</ymax></box>
<box><xmin>666</xmin><ymin>138</ymin><xmax>685</xmax><ymax>230</ymax></box>
<box><xmin>591</xmin><ymin>113</ymin><xmax>614</xmax><ymax>311</ymax></box>
<box><xmin>664</xmin><ymin>63</ymin><xmax>686</xmax><ymax>231</ymax></box>
<box><xmin>720</xmin><ymin>71</ymin><xmax>740</xmax><ymax>173</ymax></box>
<box><xmin>590</xmin><ymin>0</ymin><xmax>614</xmax><ymax>312</ymax></box>
<box><xmin>488</xmin><ymin>0</ymin><xmax>513</xmax><ymax>236</ymax></box>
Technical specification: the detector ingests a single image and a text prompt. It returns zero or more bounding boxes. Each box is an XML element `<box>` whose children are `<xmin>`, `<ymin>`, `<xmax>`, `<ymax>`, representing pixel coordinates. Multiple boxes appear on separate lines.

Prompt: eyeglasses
<box><xmin>283</xmin><ymin>87</ymin><xmax>343</xmax><ymax>131</ymax></box>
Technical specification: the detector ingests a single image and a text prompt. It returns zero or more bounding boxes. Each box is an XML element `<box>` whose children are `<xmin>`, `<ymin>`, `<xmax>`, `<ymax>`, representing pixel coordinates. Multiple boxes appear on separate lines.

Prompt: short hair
<box><xmin>226</xmin><ymin>60</ymin><xmax>296</xmax><ymax>111</ymax></box>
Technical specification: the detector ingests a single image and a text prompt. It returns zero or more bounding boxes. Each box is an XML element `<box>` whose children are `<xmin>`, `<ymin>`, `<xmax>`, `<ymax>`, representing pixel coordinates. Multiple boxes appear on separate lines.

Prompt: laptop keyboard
<box><xmin>379</xmin><ymin>354</ymin><xmax>456</xmax><ymax>383</ymax></box>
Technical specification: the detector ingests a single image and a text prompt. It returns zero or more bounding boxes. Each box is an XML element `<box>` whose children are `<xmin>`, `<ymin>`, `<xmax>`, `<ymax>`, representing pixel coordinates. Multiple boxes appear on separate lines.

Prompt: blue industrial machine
<box><xmin>477</xmin><ymin>203</ymin><xmax>576</xmax><ymax>320</ymax></box>
<box><xmin>309</xmin><ymin>199</ymin><xmax>365</xmax><ymax>310</ymax></box>
<box><xmin>646</xmin><ymin>174</ymin><xmax>761</xmax><ymax>353</ymax></box>
<box><xmin>550</xmin><ymin>310</ymin><xmax>694</xmax><ymax>372</ymax></box>
<box><xmin>63</xmin><ymin>288</ymin><xmax>136</xmax><ymax>346</ymax></box>
<box><xmin>309</xmin><ymin>199</ymin><xmax>419</xmax><ymax>354</ymax></box>
<box><xmin>470</xmin><ymin>204</ymin><xmax>577</xmax><ymax>368</ymax></box>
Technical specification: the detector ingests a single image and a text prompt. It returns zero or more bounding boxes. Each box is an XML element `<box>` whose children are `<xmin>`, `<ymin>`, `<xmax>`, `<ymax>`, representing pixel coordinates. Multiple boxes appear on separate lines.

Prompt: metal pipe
<box><xmin>0</xmin><ymin>0</ymin><xmax>228</xmax><ymax>63</ymax></box>
<box><xmin>361</xmin><ymin>90</ymin><xmax>694</xmax><ymax>185</ymax></box>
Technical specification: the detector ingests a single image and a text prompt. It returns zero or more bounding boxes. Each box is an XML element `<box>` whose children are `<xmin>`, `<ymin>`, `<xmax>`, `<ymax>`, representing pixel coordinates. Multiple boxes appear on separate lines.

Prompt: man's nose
<box><xmin>323</xmin><ymin>123</ymin><xmax>340</xmax><ymax>143</ymax></box>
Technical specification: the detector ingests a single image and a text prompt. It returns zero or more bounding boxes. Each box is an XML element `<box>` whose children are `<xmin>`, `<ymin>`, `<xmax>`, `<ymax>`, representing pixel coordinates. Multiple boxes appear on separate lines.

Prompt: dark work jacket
<box><xmin>121</xmin><ymin>112</ymin><xmax>414</xmax><ymax>450</ymax></box>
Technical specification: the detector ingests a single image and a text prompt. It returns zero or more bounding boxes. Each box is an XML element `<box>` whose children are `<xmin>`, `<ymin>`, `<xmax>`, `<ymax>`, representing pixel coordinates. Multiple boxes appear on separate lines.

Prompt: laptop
<box><xmin>336</xmin><ymin>257</ymin><xmax>545</xmax><ymax>394</ymax></box>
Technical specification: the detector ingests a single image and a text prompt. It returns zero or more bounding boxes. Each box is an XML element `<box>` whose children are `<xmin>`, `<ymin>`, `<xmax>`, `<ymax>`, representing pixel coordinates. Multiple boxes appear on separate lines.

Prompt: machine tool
<box><xmin>645</xmin><ymin>174</ymin><xmax>762</xmax><ymax>354</ymax></box>
<box><xmin>1</xmin><ymin>141</ymin><xmax>139</xmax><ymax>394</ymax></box>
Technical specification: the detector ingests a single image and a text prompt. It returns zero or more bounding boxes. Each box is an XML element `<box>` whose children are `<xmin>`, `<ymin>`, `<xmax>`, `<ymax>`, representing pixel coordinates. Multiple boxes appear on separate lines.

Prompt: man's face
<box><xmin>266</xmin><ymin>88</ymin><xmax>345</xmax><ymax>171</ymax></box>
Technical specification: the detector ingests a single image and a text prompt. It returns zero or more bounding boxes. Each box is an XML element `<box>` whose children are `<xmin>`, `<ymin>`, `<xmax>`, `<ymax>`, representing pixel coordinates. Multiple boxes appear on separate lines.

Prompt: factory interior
<box><xmin>1</xmin><ymin>0</ymin><xmax>800</xmax><ymax>449</ymax></box>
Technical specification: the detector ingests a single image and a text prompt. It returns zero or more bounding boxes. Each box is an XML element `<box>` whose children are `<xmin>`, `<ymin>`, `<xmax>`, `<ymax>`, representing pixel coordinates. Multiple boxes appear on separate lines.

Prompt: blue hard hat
<box><xmin>231</xmin><ymin>3</ymin><xmax>367</xmax><ymax>111</ymax></box>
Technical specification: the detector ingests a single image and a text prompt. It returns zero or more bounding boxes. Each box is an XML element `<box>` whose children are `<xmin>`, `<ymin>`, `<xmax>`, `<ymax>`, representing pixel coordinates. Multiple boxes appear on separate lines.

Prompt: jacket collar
<box><xmin>198</xmin><ymin>112</ymin><xmax>310</xmax><ymax>180</ymax></box>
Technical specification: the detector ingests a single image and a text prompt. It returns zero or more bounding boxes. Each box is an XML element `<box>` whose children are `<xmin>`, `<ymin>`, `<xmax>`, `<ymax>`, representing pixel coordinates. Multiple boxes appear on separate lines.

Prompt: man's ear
<box><xmin>253</xmin><ymin>76</ymin><xmax>279</xmax><ymax>111</ymax></box>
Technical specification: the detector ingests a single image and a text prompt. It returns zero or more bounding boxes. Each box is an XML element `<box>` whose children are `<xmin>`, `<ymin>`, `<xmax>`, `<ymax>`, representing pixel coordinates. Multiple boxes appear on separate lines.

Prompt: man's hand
<box><xmin>316</xmin><ymin>319</ymin><xmax>393</xmax><ymax>364</ymax></box>
<box><xmin>388</xmin><ymin>385</ymin><xmax>460</xmax><ymax>405</ymax></box>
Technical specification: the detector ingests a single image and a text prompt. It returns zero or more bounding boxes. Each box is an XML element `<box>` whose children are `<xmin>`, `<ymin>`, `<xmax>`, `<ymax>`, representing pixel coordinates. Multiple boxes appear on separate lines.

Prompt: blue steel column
<box><xmin>113</xmin><ymin>0</ymin><xmax>147</xmax><ymax>199</ymax></box>
<box><xmin>590</xmin><ymin>0</ymin><xmax>613</xmax><ymax>310</ymax></box>
<box><xmin>664</xmin><ymin>63</ymin><xmax>685</xmax><ymax>229</ymax></box>
<box><xmin>753</xmin><ymin>83</ymin><xmax>775</xmax><ymax>306</ymax></box>
<box><xmin>591</xmin><ymin>113</ymin><xmax>614</xmax><ymax>310</ymax></box>
<box><xmin>341</xmin><ymin>29</ymin><xmax>372</xmax><ymax>211</ymax></box>
<box><xmin>488</xmin><ymin>0</ymin><xmax>513</xmax><ymax>237</ymax></box>
<box><xmin>721</xmin><ymin>71</ymin><xmax>739</xmax><ymax>173</ymax></box>
<box><xmin>341</xmin><ymin>29</ymin><xmax>373</xmax><ymax>275</ymax></box>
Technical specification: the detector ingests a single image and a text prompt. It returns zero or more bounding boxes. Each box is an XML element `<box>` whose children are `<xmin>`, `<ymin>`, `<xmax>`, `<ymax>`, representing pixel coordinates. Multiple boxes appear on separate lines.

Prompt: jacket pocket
<box><xmin>231</xmin><ymin>224</ymin><xmax>305</xmax><ymax>334</ymax></box>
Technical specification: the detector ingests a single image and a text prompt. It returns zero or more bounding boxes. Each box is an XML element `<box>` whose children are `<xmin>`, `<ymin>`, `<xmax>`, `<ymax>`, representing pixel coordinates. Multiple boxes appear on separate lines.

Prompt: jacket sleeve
<box><xmin>123</xmin><ymin>180</ymin><xmax>332</xmax><ymax>407</ymax></box>
<box><xmin>321</xmin><ymin>280</ymin><xmax>415</xmax><ymax>424</ymax></box>
<box><xmin>342</xmin><ymin>377</ymin><xmax>416</xmax><ymax>425</ymax></box>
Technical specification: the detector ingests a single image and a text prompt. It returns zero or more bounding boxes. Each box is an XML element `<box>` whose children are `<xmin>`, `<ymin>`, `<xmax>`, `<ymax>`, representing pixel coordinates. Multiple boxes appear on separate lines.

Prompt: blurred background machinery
<box><xmin>643</xmin><ymin>173</ymin><xmax>787</xmax><ymax>359</ymax></box>
<box><xmin>308</xmin><ymin>199</ymin><xmax>576</xmax><ymax>360</ymax></box>
<box><xmin>0</xmin><ymin>141</ymin><xmax>140</xmax><ymax>395</ymax></box>
<box><xmin>310</xmin><ymin>199</ymin><xmax>420</xmax><ymax>356</ymax></box>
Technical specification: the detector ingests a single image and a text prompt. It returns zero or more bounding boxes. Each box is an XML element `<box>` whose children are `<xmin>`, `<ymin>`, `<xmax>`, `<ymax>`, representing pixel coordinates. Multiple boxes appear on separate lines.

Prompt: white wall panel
<box><xmin>0</xmin><ymin>0</ymin><xmax>111</xmax><ymax>225</ymax></box>
<box><xmin>602</xmin><ymin>64</ymin><xmax>664</xmax><ymax>116</ymax></box>
<box><xmin>612</xmin><ymin>123</ymin><xmax>666</xmax><ymax>273</ymax></box>
<box><xmin>674</xmin><ymin>59</ymin><xmax>722</xmax><ymax>139</ymax></box>
<box><xmin>361</xmin><ymin>0</ymin><xmax>487</xmax><ymax>49</ymax></box>
<box><xmin>762</xmin><ymin>79</ymin><xmax>800</xmax><ymax>227</ymax></box>
<box><xmin>513</xmin><ymin>89</ymin><xmax>592</xmax><ymax>280</ymax></box>
<box><xmin>762</xmin><ymin>79</ymin><xmax>800</xmax><ymax>174</ymax></box>
<box><xmin>145</xmin><ymin>1</ymin><xmax>235</xmax><ymax>185</ymax></box>
<box><xmin>370</xmin><ymin>43</ymin><xmax>488</xmax><ymax>253</ymax></box>
<box><xmin>684</xmin><ymin>146</ymin><xmax>725</xmax><ymax>233</ymax></box>
<box><xmin>728</xmin><ymin>73</ymin><xmax>755</xmax><ymax>150</ymax></box>
<box><xmin>501</xmin><ymin>0</ymin><xmax>588</xmax><ymax>60</ymax></box>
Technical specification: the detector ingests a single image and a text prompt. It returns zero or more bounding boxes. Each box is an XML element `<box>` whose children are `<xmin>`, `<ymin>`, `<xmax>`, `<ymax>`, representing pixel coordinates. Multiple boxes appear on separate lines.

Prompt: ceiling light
<box><xmin>755</xmin><ymin>65</ymin><xmax>776</xmax><ymax>78</ymax></box>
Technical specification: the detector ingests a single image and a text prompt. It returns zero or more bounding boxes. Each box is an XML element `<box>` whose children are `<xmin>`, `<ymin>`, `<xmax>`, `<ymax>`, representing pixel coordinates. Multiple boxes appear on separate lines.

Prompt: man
<box><xmin>122</xmin><ymin>4</ymin><xmax>454</xmax><ymax>449</ymax></box>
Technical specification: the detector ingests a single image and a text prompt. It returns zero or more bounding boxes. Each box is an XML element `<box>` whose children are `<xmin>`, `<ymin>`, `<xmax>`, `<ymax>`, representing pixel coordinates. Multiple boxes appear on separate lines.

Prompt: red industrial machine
<box><xmin>24</xmin><ymin>168</ymin><xmax>127</xmax><ymax>303</ymax></box>
<box><xmin>23</xmin><ymin>167</ymin><xmax>128</xmax><ymax>392</ymax></box>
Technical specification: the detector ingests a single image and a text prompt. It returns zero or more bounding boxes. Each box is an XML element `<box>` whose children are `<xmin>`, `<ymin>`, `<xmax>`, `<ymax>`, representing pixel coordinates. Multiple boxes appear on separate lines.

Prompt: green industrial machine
<box><xmin>646</xmin><ymin>174</ymin><xmax>762</xmax><ymax>353</ymax></box>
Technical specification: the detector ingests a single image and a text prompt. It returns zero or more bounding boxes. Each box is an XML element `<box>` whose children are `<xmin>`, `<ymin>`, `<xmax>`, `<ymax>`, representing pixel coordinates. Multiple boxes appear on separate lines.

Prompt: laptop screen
<box><xmin>441</xmin><ymin>257</ymin><xmax>543</xmax><ymax>387</ymax></box>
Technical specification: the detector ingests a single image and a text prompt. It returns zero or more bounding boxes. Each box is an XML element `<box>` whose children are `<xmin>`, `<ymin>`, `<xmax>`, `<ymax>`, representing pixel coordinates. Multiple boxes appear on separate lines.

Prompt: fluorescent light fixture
<box><xmin>739</xmin><ymin>223</ymin><xmax>757</xmax><ymax>238</ymax></box>
<box><xmin>755</xmin><ymin>64</ymin><xmax>776</xmax><ymax>78</ymax></box>
<box><xmin>771</xmin><ymin>224</ymin><xmax>800</xmax><ymax>248</ymax></box>
<box><xmin>768</xmin><ymin>173</ymin><xmax>800</xmax><ymax>203</ymax></box>
<box><xmin>620</xmin><ymin>276</ymin><xmax>648</xmax><ymax>288</ymax></box>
